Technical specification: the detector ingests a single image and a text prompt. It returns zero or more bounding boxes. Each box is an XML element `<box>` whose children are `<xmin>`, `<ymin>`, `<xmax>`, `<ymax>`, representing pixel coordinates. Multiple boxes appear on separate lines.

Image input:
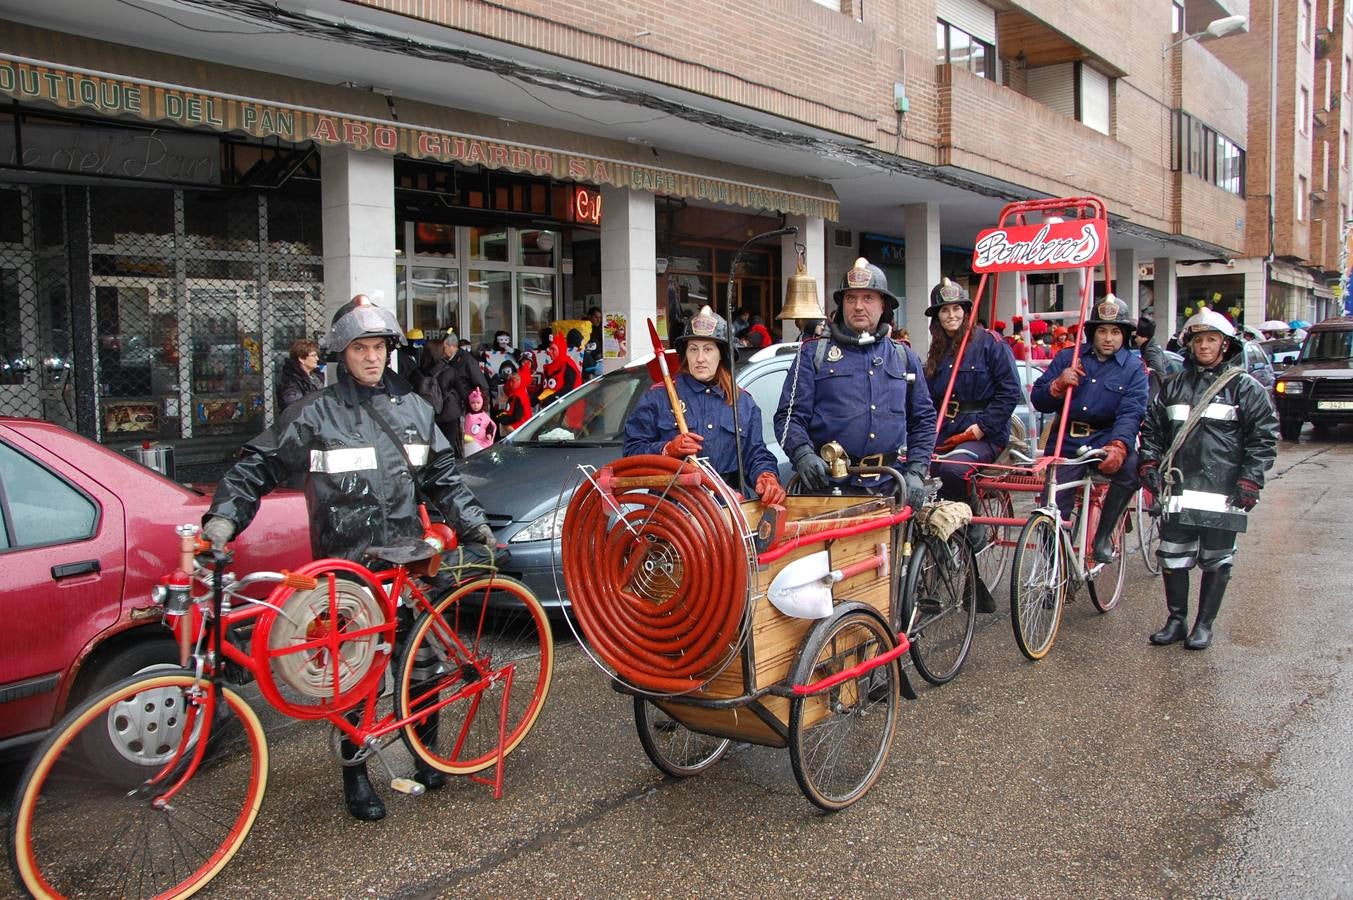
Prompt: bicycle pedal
<box><xmin>389</xmin><ymin>777</ymin><xmax>426</xmax><ymax>796</ymax></box>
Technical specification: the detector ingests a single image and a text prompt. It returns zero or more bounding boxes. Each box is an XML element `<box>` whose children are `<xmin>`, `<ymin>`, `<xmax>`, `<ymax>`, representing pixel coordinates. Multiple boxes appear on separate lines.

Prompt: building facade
<box><xmin>0</xmin><ymin>0</ymin><xmax>1250</xmax><ymax>471</ymax></box>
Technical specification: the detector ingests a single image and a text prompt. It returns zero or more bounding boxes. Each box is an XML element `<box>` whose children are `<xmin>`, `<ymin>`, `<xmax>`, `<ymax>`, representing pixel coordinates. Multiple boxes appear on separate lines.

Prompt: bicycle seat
<box><xmin>364</xmin><ymin>540</ymin><xmax>440</xmax><ymax>566</ymax></box>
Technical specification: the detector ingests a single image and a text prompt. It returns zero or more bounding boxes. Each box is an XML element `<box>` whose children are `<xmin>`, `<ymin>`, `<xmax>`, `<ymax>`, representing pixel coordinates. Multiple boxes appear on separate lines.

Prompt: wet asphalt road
<box><xmin>5</xmin><ymin>430</ymin><xmax>1353</xmax><ymax>898</ymax></box>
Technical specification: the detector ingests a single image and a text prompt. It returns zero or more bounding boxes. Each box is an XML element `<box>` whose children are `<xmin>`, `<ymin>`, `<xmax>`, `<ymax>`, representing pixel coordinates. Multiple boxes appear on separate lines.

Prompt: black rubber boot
<box><xmin>1149</xmin><ymin>569</ymin><xmax>1191</xmax><ymax>645</ymax></box>
<box><xmin>1091</xmin><ymin>484</ymin><xmax>1134</xmax><ymax>564</ymax></box>
<box><xmin>340</xmin><ymin>740</ymin><xmax>387</xmax><ymax>822</ymax></box>
<box><xmin>1185</xmin><ymin>565</ymin><xmax>1230</xmax><ymax>650</ymax></box>
<box><xmin>412</xmin><ymin>715</ymin><xmax>445</xmax><ymax>791</ymax></box>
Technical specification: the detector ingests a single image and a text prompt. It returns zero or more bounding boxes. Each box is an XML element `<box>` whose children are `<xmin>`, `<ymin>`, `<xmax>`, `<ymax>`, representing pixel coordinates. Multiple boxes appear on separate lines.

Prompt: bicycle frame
<box><xmin>164</xmin><ymin>549</ymin><xmax>519</xmax><ymax>795</ymax></box>
<box><xmin>1033</xmin><ymin>456</ymin><xmax>1112</xmax><ymax>587</ymax></box>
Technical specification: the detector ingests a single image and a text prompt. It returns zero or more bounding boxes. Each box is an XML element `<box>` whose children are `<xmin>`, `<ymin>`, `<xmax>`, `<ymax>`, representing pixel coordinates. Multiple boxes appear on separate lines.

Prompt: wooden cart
<box><xmin>563</xmin><ymin>455</ymin><xmax>923</xmax><ymax>811</ymax></box>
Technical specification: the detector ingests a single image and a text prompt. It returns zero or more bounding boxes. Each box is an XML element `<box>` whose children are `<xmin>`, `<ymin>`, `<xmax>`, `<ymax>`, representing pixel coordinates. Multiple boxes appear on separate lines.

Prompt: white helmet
<box><xmin>1181</xmin><ymin>309</ymin><xmax>1240</xmax><ymax>360</ymax></box>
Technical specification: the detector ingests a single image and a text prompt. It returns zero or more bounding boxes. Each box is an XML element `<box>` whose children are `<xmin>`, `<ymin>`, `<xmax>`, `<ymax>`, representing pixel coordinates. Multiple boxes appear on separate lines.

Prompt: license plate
<box><xmin>1317</xmin><ymin>400</ymin><xmax>1353</xmax><ymax>410</ymax></box>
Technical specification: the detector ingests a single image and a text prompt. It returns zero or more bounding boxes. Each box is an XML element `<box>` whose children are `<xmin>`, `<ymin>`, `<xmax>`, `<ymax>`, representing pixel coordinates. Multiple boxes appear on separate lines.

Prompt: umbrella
<box><xmin>1260</xmin><ymin>319</ymin><xmax>1289</xmax><ymax>332</ymax></box>
<box><xmin>1289</xmin><ymin>319</ymin><xmax>1313</xmax><ymax>329</ymax></box>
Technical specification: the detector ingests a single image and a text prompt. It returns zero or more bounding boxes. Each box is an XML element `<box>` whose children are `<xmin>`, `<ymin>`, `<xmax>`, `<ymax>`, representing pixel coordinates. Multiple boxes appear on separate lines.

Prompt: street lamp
<box><xmin>1162</xmin><ymin>14</ymin><xmax>1249</xmax><ymax>55</ymax></box>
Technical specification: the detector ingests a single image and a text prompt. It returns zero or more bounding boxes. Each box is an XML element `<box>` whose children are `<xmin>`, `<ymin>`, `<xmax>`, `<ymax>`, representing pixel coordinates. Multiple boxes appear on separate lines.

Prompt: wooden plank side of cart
<box><xmin>658</xmin><ymin>494</ymin><xmax>895</xmax><ymax>746</ymax></box>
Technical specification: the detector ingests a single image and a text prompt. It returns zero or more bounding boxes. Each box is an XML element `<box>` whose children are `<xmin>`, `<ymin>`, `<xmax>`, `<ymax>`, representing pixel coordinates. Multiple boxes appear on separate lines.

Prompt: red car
<box><xmin>0</xmin><ymin>417</ymin><xmax>310</xmax><ymax>756</ymax></box>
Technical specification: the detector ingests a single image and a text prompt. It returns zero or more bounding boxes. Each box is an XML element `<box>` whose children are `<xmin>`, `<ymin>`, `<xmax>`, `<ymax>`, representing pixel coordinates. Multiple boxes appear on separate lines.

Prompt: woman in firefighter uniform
<box><xmin>923</xmin><ymin>278</ymin><xmax>1022</xmax><ymax>505</ymax></box>
<box><xmin>1138</xmin><ymin>310</ymin><xmax>1278</xmax><ymax>650</ymax></box>
<box><xmin>624</xmin><ymin>306</ymin><xmax>787</xmax><ymax>505</ymax></box>
<box><xmin>1031</xmin><ymin>294</ymin><xmax>1149</xmax><ymax>564</ymax></box>
<box><xmin>204</xmin><ymin>295</ymin><xmax>494</xmax><ymax>822</ymax></box>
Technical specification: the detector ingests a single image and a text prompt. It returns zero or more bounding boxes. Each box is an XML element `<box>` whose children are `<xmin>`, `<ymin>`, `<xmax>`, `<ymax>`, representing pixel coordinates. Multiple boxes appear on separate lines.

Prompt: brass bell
<box><xmin>778</xmin><ymin>246</ymin><xmax>823</xmax><ymax>321</ymax></box>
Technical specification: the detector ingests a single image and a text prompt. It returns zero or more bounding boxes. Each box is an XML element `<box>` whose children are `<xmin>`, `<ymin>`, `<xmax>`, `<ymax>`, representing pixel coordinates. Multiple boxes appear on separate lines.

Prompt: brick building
<box><xmin>0</xmin><ymin>0</ymin><xmax>1250</xmax><ymax>468</ymax></box>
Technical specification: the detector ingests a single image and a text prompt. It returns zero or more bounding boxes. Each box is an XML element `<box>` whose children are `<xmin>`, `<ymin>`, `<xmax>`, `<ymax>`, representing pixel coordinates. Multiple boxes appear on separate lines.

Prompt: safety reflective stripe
<box><xmin>1163</xmin><ymin>489</ymin><xmax>1236</xmax><ymax>513</ymax></box>
<box><xmin>310</xmin><ymin>446</ymin><xmax>378</xmax><ymax>473</ymax></box>
<box><xmin>1166</xmin><ymin>402</ymin><xmax>1238</xmax><ymax>422</ymax></box>
<box><xmin>404</xmin><ymin>443</ymin><xmax>430</xmax><ymax>465</ymax></box>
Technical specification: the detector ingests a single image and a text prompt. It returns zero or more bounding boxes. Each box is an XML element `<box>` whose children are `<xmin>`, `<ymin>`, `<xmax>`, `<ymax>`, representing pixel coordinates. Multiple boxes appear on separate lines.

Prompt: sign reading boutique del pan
<box><xmin>0</xmin><ymin>55</ymin><xmax>838</xmax><ymax>221</ymax></box>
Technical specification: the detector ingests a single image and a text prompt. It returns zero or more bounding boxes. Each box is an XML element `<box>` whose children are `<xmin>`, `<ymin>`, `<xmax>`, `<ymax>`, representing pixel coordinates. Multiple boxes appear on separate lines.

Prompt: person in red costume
<box><xmin>498</xmin><ymin>362</ymin><xmax>535</xmax><ymax>434</ymax></box>
<box><xmin>538</xmin><ymin>329</ymin><xmax>583</xmax><ymax>403</ymax></box>
<box><xmin>1005</xmin><ymin>315</ymin><xmax>1028</xmax><ymax>361</ymax></box>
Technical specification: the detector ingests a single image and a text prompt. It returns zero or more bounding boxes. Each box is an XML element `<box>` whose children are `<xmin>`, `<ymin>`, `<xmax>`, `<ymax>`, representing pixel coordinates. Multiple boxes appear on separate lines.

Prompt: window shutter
<box><xmin>937</xmin><ymin>0</ymin><xmax>996</xmax><ymax>45</ymax></box>
<box><xmin>1080</xmin><ymin>66</ymin><xmax>1110</xmax><ymax>135</ymax></box>
<box><xmin>1025</xmin><ymin>64</ymin><xmax>1076</xmax><ymax>119</ymax></box>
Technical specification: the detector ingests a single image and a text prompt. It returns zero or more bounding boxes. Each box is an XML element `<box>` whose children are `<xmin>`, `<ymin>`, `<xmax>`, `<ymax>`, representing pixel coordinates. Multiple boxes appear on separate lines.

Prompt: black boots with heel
<box><xmin>1149</xmin><ymin>569</ymin><xmax>1191</xmax><ymax>645</ymax></box>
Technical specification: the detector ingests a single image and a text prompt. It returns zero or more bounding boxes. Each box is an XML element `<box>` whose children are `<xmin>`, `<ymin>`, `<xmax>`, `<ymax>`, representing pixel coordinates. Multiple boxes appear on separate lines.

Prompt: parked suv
<box><xmin>1272</xmin><ymin>316</ymin><xmax>1353</xmax><ymax>440</ymax></box>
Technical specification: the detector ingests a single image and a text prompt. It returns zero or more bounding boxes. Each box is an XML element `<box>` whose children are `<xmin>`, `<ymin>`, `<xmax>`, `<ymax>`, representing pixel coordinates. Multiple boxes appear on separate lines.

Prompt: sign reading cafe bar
<box><xmin>0</xmin><ymin>56</ymin><xmax>838</xmax><ymax>220</ymax></box>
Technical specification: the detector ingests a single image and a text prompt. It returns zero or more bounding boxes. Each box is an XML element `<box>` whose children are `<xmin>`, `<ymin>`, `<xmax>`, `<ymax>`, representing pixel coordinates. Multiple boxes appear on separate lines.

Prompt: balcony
<box><xmin>936</xmin><ymin>64</ymin><xmax>1133</xmax><ymax>208</ymax></box>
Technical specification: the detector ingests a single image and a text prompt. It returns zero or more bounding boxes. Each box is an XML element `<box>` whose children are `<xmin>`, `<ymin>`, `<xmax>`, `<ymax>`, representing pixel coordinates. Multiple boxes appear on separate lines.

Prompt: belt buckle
<box><xmin>858</xmin><ymin>452</ymin><xmax>883</xmax><ymax>479</ymax></box>
<box><xmin>1069</xmin><ymin>421</ymin><xmax>1092</xmax><ymax>439</ymax></box>
<box><xmin>944</xmin><ymin>400</ymin><xmax>960</xmax><ymax>419</ymax></box>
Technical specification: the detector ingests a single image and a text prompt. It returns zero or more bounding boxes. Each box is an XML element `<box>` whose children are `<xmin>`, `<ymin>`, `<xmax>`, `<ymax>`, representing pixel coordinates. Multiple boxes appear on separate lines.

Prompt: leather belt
<box><xmin>944</xmin><ymin>399</ymin><xmax>990</xmax><ymax>419</ymax></box>
<box><xmin>1068</xmin><ymin>420</ymin><xmax>1107</xmax><ymax>438</ymax></box>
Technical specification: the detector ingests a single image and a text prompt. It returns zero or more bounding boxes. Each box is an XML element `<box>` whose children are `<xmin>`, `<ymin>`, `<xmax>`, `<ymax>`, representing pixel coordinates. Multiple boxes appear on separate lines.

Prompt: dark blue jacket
<box><xmin>925</xmin><ymin>328</ymin><xmax>1023</xmax><ymax>448</ymax></box>
<box><xmin>1032</xmin><ymin>344</ymin><xmax>1149</xmax><ymax>452</ymax></box>
<box><xmin>623</xmin><ymin>372</ymin><xmax>777</xmax><ymax>494</ymax></box>
<box><xmin>774</xmin><ymin>335</ymin><xmax>937</xmax><ymax>468</ymax></box>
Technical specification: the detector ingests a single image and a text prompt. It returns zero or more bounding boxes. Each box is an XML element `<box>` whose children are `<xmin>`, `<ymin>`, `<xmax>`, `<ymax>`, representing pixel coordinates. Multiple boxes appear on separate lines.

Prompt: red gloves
<box><xmin>1048</xmin><ymin>361</ymin><xmax>1086</xmax><ymax>398</ymax></box>
<box><xmin>936</xmin><ymin>424</ymin><xmax>983</xmax><ymax>455</ymax></box>
<box><xmin>756</xmin><ymin>471</ymin><xmax>786</xmax><ymax>506</ymax></box>
<box><xmin>662</xmin><ymin>432</ymin><xmax>703</xmax><ymax>459</ymax></box>
<box><xmin>1232</xmin><ymin>478</ymin><xmax>1261</xmax><ymax>510</ymax></box>
<box><xmin>1098</xmin><ymin>440</ymin><xmax>1128</xmax><ymax>475</ymax></box>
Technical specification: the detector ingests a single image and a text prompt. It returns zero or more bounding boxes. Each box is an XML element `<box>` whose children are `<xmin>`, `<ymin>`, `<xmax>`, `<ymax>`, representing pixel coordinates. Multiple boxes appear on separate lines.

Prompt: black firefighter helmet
<box><xmin>832</xmin><ymin>257</ymin><xmax>898</xmax><ymax>325</ymax></box>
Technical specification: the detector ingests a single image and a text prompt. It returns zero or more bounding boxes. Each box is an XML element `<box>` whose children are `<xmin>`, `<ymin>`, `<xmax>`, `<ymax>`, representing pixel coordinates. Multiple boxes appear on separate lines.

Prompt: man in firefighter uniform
<box><xmin>1138</xmin><ymin>310</ymin><xmax>1278</xmax><ymax>650</ymax></box>
<box><xmin>203</xmin><ymin>294</ymin><xmax>494</xmax><ymax>821</ymax></box>
<box><xmin>1031</xmin><ymin>294</ymin><xmax>1149</xmax><ymax>563</ymax></box>
<box><xmin>774</xmin><ymin>257</ymin><xmax>937</xmax><ymax>511</ymax></box>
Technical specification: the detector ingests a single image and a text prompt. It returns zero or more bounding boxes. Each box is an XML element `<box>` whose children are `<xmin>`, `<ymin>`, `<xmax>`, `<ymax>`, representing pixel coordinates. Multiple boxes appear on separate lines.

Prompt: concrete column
<box><xmin>1114</xmin><ymin>248</ymin><xmax>1139</xmax><ymax>317</ymax></box>
<box><xmin>995</xmin><ymin>271</ymin><xmax>1020</xmax><ymax>325</ymax></box>
<box><xmin>321</xmin><ymin>147</ymin><xmax>395</xmax><ymax>323</ymax></box>
<box><xmin>1154</xmin><ymin>257</ymin><xmax>1178</xmax><ymax>342</ymax></box>
<box><xmin>903</xmin><ymin>202</ymin><xmax>939</xmax><ymax>350</ymax></box>
<box><xmin>599</xmin><ymin>186</ymin><xmax>656</xmax><ymax>373</ymax></box>
<box><xmin>779</xmin><ymin>215</ymin><xmax>825</xmax><ymax>341</ymax></box>
<box><xmin>1062</xmin><ymin>269</ymin><xmax>1085</xmax><ymax>319</ymax></box>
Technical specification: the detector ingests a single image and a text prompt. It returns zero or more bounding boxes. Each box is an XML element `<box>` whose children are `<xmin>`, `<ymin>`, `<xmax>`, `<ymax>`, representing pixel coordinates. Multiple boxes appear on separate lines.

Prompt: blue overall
<box><xmin>925</xmin><ymin>328</ymin><xmax>1022</xmax><ymax>501</ymax></box>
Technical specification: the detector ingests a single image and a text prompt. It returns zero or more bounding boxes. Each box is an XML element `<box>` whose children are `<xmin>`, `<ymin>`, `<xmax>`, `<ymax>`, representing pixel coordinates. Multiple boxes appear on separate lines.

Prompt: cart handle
<box><xmin>792</xmin><ymin>639</ymin><xmax>910</xmax><ymax>697</ymax></box>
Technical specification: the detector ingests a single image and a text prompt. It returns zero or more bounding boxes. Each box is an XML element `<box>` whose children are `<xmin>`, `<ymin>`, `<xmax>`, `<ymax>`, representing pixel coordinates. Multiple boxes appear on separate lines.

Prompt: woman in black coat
<box><xmin>276</xmin><ymin>338</ymin><xmax>324</xmax><ymax>412</ymax></box>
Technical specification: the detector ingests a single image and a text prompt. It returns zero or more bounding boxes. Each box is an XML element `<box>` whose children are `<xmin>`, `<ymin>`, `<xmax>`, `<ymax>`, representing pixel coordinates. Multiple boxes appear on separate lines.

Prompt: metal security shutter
<box><xmin>1026</xmin><ymin>63</ymin><xmax>1076</xmax><ymax>119</ymax></box>
<box><xmin>1080</xmin><ymin>65</ymin><xmax>1110</xmax><ymax>135</ymax></box>
<box><xmin>810</xmin><ymin>0</ymin><xmax>841</xmax><ymax>10</ymax></box>
<box><xmin>937</xmin><ymin>0</ymin><xmax>996</xmax><ymax>45</ymax></box>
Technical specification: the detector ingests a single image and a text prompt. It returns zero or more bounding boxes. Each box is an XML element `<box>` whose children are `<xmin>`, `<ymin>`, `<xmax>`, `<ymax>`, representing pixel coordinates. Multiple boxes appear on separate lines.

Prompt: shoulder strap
<box><xmin>1159</xmin><ymin>366</ymin><xmax>1243</xmax><ymax>491</ymax></box>
<box><xmin>366</xmin><ymin>400</ymin><xmax>435</xmax><ymax>508</ymax></box>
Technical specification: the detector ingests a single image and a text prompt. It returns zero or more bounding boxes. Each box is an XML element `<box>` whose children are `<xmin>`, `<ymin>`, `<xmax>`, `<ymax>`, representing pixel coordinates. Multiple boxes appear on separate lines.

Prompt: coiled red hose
<box><xmin>563</xmin><ymin>455</ymin><xmax>748</xmax><ymax>693</ymax></box>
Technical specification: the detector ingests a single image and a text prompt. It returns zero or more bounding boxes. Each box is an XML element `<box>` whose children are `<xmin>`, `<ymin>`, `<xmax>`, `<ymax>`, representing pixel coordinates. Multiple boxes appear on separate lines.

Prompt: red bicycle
<box><xmin>9</xmin><ymin>524</ymin><xmax>553</xmax><ymax>900</ymax></box>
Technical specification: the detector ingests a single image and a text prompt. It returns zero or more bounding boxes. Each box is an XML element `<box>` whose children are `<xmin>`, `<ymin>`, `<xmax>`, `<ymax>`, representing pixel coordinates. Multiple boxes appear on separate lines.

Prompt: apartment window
<box><xmin>1300</xmin><ymin>87</ymin><xmax>1312</xmax><ymax>135</ymax></box>
<box><xmin>1300</xmin><ymin>0</ymin><xmax>1313</xmax><ymax>47</ymax></box>
<box><xmin>1344</xmin><ymin>130</ymin><xmax>1350</xmax><ymax>169</ymax></box>
<box><xmin>1171</xmin><ymin>110</ymin><xmax>1246</xmax><ymax>196</ymax></box>
<box><xmin>1298</xmin><ymin>175</ymin><xmax>1309</xmax><ymax>221</ymax></box>
<box><xmin>1344</xmin><ymin>56</ymin><xmax>1351</xmax><ymax>95</ymax></box>
<box><xmin>937</xmin><ymin>19</ymin><xmax>995</xmax><ymax>80</ymax></box>
<box><xmin>1172</xmin><ymin>1</ymin><xmax>1185</xmax><ymax>34</ymax></box>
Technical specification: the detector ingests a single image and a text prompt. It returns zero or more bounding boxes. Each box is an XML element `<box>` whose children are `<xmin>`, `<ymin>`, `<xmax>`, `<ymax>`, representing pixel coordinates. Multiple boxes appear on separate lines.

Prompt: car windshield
<box><xmin>509</xmin><ymin>367</ymin><xmax>651</xmax><ymax>445</ymax></box>
<box><xmin>1299</xmin><ymin>330</ymin><xmax>1353</xmax><ymax>362</ymax></box>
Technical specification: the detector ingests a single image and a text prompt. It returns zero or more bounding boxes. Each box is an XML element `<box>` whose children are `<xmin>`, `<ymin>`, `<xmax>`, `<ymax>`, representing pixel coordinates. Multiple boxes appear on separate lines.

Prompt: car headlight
<box><xmin>510</xmin><ymin>508</ymin><xmax>566</xmax><ymax>543</ymax></box>
<box><xmin>1275</xmin><ymin>380</ymin><xmax>1304</xmax><ymax>395</ymax></box>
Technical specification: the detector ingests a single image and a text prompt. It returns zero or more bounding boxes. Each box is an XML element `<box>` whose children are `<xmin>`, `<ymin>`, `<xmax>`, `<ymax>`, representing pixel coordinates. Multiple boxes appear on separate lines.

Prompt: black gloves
<box><xmin>902</xmin><ymin>462</ymin><xmax>929</xmax><ymax>512</ymax></box>
<box><xmin>792</xmin><ymin>446</ymin><xmax>830</xmax><ymax>492</ymax></box>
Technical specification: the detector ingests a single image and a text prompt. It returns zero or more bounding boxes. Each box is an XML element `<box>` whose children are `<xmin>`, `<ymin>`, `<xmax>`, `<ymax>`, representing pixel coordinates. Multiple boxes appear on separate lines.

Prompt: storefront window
<box><xmin>91</xmin><ymin>187</ymin><xmax>173</xmax><ymax>244</ymax></box>
<box><xmin>517</xmin><ymin>273</ymin><xmax>555</xmax><ymax>347</ymax></box>
<box><xmin>468</xmin><ymin>270</ymin><xmax>511</xmax><ymax>348</ymax></box>
<box><xmin>184</xmin><ymin>190</ymin><xmax>258</xmax><ymax>249</ymax></box>
<box><xmin>410</xmin><ymin>266</ymin><xmax>460</xmax><ymax>334</ymax></box>
<box><xmin>188</xmin><ymin>284</ymin><xmax>263</xmax><ymax>437</ymax></box>
<box><xmin>518</xmin><ymin>229</ymin><xmax>556</xmax><ymax>268</ymax></box>
<box><xmin>414</xmin><ymin>222</ymin><xmax>457</xmax><ymax>259</ymax></box>
<box><xmin>469</xmin><ymin>227</ymin><xmax>509</xmax><ymax>262</ymax></box>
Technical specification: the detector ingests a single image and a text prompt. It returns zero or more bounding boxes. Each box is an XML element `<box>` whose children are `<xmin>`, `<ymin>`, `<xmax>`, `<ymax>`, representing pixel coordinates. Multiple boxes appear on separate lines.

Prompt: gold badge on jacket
<box><xmin>826</xmin><ymin>344</ymin><xmax>843</xmax><ymax>362</ymax></box>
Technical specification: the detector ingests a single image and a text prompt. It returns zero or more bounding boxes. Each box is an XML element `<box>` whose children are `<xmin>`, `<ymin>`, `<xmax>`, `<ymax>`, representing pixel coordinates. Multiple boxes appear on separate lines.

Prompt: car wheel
<box><xmin>74</xmin><ymin>639</ymin><xmax>199</xmax><ymax>783</ymax></box>
<box><xmin>1279</xmin><ymin>417</ymin><xmax>1303</xmax><ymax>441</ymax></box>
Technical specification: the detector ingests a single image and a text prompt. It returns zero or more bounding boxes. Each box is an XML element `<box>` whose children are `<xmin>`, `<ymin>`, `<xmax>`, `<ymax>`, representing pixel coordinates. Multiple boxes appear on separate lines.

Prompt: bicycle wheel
<box><xmin>10</xmin><ymin>672</ymin><xmax>267</xmax><ymax>900</ymax></box>
<box><xmin>974</xmin><ymin>486</ymin><xmax>1014</xmax><ymax>592</ymax></box>
<box><xmin>396</xmin><ymin>575</ymin><xmax>554</xmax><ymax>776</ymax></box>
<box><xmin>1137</xmin><ymin>489</ymin><xmax>1162</xmax><ymax>575</ymax></box>
<box><xmin>789</xmin><ymin>605</ymin><xmax>899</xmax><ymax>812</ymax></box>
<box><xmin>1087</xmin><ymin>510</ymin><xmax>1128</xmax><ymax>613</ymax></box>
<box><xmin>633</xmin><ymin>698</ymin><xmax>731</xmax><ymax>777</ymax></box>
<box><xmin>904</xmin><ymin>533</ymin><xmax>977</xmax><ymax>686</ymax></box>
<box><xmin>1010</xmin><ymin>512</ymin><xmax>1066</xmax><ymax>661</ymax></box>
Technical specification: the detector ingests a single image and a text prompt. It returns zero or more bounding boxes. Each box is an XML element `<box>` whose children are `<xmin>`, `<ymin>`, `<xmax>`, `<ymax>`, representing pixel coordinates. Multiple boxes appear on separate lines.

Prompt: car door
<box><xmin>0</xmin><ymin>438</ymin><xmax>126</xmax><ymax>739</ymax></box>
<box><xmin>1245</xmin><ymin>342</ymin><xmax>1275</xmax><ymax>388</ymax></box>
<box><xmin>739</xmin><ymin>357</ymin><xmax>793</xmax><ymax>480</ymax></box>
